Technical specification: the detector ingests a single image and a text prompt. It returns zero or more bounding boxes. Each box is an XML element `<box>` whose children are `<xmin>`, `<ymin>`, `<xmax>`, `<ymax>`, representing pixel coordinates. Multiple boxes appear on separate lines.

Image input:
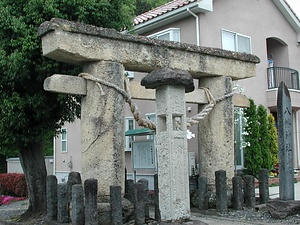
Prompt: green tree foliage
<box><xmin>257</xmin><ymin>105</ymin><xmax>272</xmax><ymax>170</ymax></box>
<box><xmin>135</xmin><ymin>0</ymin><xmax>170</xmax><ymax>15</ymax></box>
<box><xmin>0</xmin><ymin>0</ymin><xmax>135</xmax><ymax>218</ymax></box>
<box><xmin>244</xmin><ymin>99</ymin><xmax>262</xmax><ymax>177</ymax></box>
<box><xmin>268</xmin><ymin>114</ymin><xmax>279</xmax><ymax>167</ymax></box>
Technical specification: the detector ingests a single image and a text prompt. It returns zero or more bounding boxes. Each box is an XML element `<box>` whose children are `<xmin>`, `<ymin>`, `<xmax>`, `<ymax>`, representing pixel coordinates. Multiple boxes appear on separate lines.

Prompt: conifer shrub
<box><xmin>243</xmin><ymin>99</ymin><xmax>262</xmax><ymax>177</ymax></box>
<box><xmin>257</xmin><ymin>105</ymin><xmax>272</xmax><ymax>170</ymax></box>
<box><xmin>268</xmin><ymin>114</ymin><xmax>279</xmax><ymax>168</ymax></box>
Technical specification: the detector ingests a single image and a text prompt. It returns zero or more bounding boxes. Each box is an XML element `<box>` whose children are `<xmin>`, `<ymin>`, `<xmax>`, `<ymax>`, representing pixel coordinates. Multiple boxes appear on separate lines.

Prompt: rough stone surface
<box><xmin>244</xmin><ymin>175</ymin><xmax>255</xmax><ymax>208</ymax></box>
<box><xmin>215</xmin><ymin>170</ymin><xmax>227</xmax><ymax>213</ymax></box>
<box><xmin>232</xmin><ymin>176</ymin><xmax>243</xmax><ymax>210</ymax></box>
<box><xmin>277</xmin><ymin>82</ymin><xmax>295</xmax><ymax>200</ymax></box>
<box><xmin>141</xmin><ymin>68</ymin><xmax>195</xmax><ymax>93</ymax></box>
<box><xmin>110</xmin><ymin>186</ymin><xmax>122</xmax><ymax>225</ymax></box>
<box><xmin>71</xmin><ymin>184</ymin><xmax>85</xmax><ymax>225</ymax></box>
<box><xmin>258</xmin><ymin>169</ymin><xmax>269</xmax><ymax>204</ymax></box>
<box><xmin>57</xmin><ymin>183</ymin><xmax>69</xmax><ymax>223</ymax></box>
<box><xmin>155</xmin><ymin>84</ymin><xmax>190</xmax><ymax>221</ymax></box>
<box><xmin>81</xmin><ymin>61</ymin><xmax>125</xmax><ymax>201</ymax></box>
<box><xmin>38</xmin><ymin>18</ymin><xmax>259</xmax><ymax>80</ymax></box>
<box><xmin>267</xmin><ymin>199</ymin><xmax>300</xmax><ymax>219</ymax></box>
<box><xmin>198</xmin><ymin>76</ymin><xmax>234</xmax><ymax>190</ymax></box>
<box><xmin>46</xmin><ymin>175</ymin><xmax>57</xmax><ymax>221</ymax></box>
<box><xmin>67</xmin><ymin>171</ymin><xmax>82</xmax><ymax>203</ymax></box>
<box><xmin>97</xmin><ymin>198</ymin><xmax>134</xmax><ymax>225</ymax></box>
<box><xmin>84</xmin><ymin>179</ymin><xmax>98</xmax><ymax>225</ymax></box>
<box><xmin>198</xmin><ymin>176</ymin><xmax>208</xmax><ymax>210</ymax></box>
<box><xmin>133</xmin><ymin>183</ymin><xmax>145</xmax><ymax>225</ymax></box>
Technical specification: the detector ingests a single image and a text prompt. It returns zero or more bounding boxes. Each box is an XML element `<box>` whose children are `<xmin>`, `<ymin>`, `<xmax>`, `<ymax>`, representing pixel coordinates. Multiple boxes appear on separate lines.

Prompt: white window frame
<box><xmin>125</xmin><ymin>117</ymin><xmax>135</xmax><ymax>151</ymax></box>
<box><xmin>145</xmin><ymin>113</ymin><xmax>156</xmax><ymax>139</ymax></box>
<box><xmin>221</xmin><ymin>29</ymin><xmax>252</xmax><ymax>54</ymax></box>
<box><xmin>61</xmin><ymin>128</ymin><xmax>67</xmax><ymax>153</ymax></box>
<box><xmin>148</xmin><ymin>28</ymin><xmax>180</xmax><ymax>42</ymax></box>
<box><xmin>234</xmin><ymin>107</ymin><xmax>245</xmax><ymax>170</ymax></box>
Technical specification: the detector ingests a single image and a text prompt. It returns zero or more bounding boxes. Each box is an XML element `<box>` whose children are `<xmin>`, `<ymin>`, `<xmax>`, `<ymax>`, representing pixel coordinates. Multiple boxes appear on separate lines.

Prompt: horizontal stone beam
<box><xmin>44</xmin><ymin>75</ymin><xmax>87</xmax><ymax>95</ymax></box>
<box><xmin>39</xmin><ymin>18</ymin><xmax>260</xmax><ymax>80</ymax></box>
<box><xmin>44</xmin><ymin>75</ymin><xmax>248</xmax><ymax>106</ymax></box>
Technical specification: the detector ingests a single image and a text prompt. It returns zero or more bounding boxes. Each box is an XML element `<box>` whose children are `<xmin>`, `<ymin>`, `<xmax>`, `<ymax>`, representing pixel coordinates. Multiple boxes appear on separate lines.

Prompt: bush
<box><xmin>0</xmin><ymin>173</ymin><xmax>27</xmax><ymax>197</ymax></box>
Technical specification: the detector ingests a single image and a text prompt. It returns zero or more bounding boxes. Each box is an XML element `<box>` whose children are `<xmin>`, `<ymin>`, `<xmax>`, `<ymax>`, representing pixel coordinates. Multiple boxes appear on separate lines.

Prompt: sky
<box><xmin>285</xmin><ymin>0</ymin><xmax>300</xmax><ymax>18</ymax></box>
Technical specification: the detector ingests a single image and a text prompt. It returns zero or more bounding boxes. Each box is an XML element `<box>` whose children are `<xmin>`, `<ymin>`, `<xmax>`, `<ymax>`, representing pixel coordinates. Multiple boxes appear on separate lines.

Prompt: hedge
<box><xmin>0</xmin><ymin>173</ymin><xmax>27</xmax><ymax>197</ymax></box>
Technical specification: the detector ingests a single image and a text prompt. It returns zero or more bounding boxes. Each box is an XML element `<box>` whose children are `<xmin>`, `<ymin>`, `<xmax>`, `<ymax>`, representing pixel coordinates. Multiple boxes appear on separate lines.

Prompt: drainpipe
<box><xmin>53</xmin><ymin>137</ymin><xmax>56</xmax><ymax>176</ymax></box>
<box><xmin>187</xmin><ymin>8</ymin><xmax>200</xmax><ymax>46</ymax></box>
<box><xmin>296</xmin><ymin>111</ymin><xmax>300</xmax><ymax>168</ymax></box>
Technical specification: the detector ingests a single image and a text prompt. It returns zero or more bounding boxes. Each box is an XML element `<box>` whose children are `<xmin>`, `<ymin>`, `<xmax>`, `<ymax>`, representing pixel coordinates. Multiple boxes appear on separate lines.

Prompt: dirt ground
<box><xmin>0</xmin><ymin>199</ymin><xmax>299</xmax><ymax>225</ymax></box>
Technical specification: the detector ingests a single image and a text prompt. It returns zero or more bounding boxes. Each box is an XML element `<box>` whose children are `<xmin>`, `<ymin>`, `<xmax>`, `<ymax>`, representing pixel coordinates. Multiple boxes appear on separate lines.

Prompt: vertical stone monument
<box><xmin>277</xmin><ymin>82</ymin><xmax>294</xmax><ymax>200</ymax></box>
<box><xmin>141</xmin><ymin>68</ymin><xmax>194</xmax><ymax>220</ymax></box>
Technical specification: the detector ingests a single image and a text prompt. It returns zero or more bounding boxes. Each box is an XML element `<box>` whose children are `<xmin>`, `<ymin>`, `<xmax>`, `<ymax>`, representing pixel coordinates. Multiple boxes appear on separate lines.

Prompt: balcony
<box><xmin>266</xmin><ymin>67</ymin><xmax>300</xmax><ymax>111</ymax></box>
<box><xmin>267</xmin><ymin>67</ymin><xmax>299</xmax><ymax>90</ymax></box>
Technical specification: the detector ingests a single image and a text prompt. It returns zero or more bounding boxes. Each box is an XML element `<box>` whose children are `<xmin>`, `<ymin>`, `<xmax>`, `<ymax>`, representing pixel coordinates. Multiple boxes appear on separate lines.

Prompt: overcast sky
<box><xmin>285</xmin><ymin>0</ymin><xmax>300</xmax><ymax>17</ymax></box>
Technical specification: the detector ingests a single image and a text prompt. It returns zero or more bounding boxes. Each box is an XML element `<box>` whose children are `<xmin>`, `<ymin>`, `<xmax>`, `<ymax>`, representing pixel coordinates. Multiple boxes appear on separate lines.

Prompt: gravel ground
<box><xmin>1</xmin><ymin>199</ymin><xmax>300</xmax><ymax>224</ymax></box>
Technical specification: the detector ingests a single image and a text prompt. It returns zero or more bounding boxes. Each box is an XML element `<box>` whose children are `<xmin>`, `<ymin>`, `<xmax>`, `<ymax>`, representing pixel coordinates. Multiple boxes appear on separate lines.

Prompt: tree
<box><xmin>0</xmin><ymin>0</ymin><xmax>135</xmax><ymax>219</ymax></box>
<box><xmin>257</xmin><ymin>105</ymin><xmax>272</xmax><ymax>170</ymax></box>
<box><xmin>135</xmin><ymin>0</ymin><xmax>170</xmax><ymax>15</ymax></box>
<box><xmin>268</xmin><ymin>114</ymin><xmax>279</xmax><ymax>167</ymax></box>
<box><xmin>243</xmin><ymin>99</ymin><xmax>262</xmax><ymax>177</ymax></box>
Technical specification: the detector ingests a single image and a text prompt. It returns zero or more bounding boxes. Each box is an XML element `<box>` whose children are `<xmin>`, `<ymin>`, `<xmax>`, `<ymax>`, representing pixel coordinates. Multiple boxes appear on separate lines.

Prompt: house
<box><xmin>53</xmin><ymin>0</ymin><xmax>300</xmax><ymax>187</ymax></box>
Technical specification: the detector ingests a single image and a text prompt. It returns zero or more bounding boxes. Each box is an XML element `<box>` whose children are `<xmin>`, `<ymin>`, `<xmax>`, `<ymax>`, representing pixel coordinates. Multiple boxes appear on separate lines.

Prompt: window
<box><xmin>146</xmin><ymin>113</ymin><xmax>156</xmax><ymax>139</ymax></box>
<box><xmin>222</xmin><ymin>30</ymin><xmax>251</xmax><ymax>54</ymax></box>
<box><xmin>149</xmin><ymin>28</ymin><xmax>180</xmax><ymax>42</ymax></box>
<box><xmin>234</xmin><ymin>107</ymin><xmax>246</xmax><ymax>170</ymax></box>
<box><xmin>61</xmin><ymin>128</ymin><xmax>67</xmax><ymax>153</ymax></box>
<box><xmin>125</xmin><ymin>117</ymin><xmax>135</xmax><ymax>151</ymax></box>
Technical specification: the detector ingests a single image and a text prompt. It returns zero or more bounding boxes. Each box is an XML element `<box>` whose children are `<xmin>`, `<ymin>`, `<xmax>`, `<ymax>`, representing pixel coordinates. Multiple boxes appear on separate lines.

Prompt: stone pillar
<box><xmin>232</xmin><ymin>176</ymin><xmax>243</xmax><ymax>210</ymax></box>
<box><xmin>81</xmin><ymin>61</ymin><xmax>125</xmax><ymax>201</ymax></box>
<box><xmin>258</xmin><ymin>168</ymin><xmax>269</xmax><ymax>204</ymax></box>
<box><xmin>46</xmin><ymin>175</ymin><xmax>57</xmax><ymax>221</ymax></box>
<box><xmin>141</xmin><ymin>68</ymin><xmax>194</xmax><ymax>221</ymax></box>
<box><xmin>198</xmin><ymin>76</ymin><xmax>234</xmax><ymax>190</ymax></box>
<box><xmin>84</xmin><ymin>179</ymin><xmax>98</xmax><ymax>225</ymax></box>
<box><xmin>277</xmin><ymin>82</ymin><xmax>295</xmax><ymax>200</ymax></box>
<box><xmin>198</xmin><ymin>176</ymin><xmax>208</xmax><ymax>210</ymax></box>
<box><xmin>244</xmin><ymin>175</ymin><xmax>255</xmax><ymax>208</ymax></box>
<box><xmin>72</xmin><ymin>184</ymin><xmax>85</xmax><ymax>225</ymax></box>
<box><xmin>57</xmin><ymin>183</ymin><xmax>70</xmax><ymax>223</ymax></box>
<box><xmin>110</xmin><ymin>186</ymin><xmax>122</xmax><ymax>225</ymax></box>
<box><xmin>215</xmin><ymin>170</ymin><xmax>227</xmax><ymax>213</ymax></box>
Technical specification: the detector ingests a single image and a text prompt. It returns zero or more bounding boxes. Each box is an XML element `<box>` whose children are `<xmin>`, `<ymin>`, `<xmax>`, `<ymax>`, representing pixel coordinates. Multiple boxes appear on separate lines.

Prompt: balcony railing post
<box><xmin>267</xmin><ymin>67</ymin><xmax>299</xmax><ymax>91</ymax></box>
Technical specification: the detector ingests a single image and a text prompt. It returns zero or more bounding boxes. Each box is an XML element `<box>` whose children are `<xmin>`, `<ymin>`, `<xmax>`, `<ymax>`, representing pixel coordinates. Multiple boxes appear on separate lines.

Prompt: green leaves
<box><xmin>0</xmin><ymin>0</ymin><xmax>135</xmax><ymax>153</ymax></box>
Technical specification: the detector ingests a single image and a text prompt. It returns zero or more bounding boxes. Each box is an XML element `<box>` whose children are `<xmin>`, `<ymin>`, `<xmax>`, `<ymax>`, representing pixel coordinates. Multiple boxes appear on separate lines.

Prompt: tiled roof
<box><xmin>134</xmin><ymin>0</ymin><xmax>197</xmax><ymax>25</ymax></box>
<box><xmin>134</xmin><ymin>0</ymin><xmax>300</xmax><ymax>25</ymax></box>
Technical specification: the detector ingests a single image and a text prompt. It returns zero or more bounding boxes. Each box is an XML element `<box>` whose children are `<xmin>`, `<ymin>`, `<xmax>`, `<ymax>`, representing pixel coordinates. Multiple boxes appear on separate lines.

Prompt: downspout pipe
<box><xmin>187</xmin><ymin>8</ymin><xmax>200</xmax><ymax>46</ymax></box>
<box><xmin>296</xmin><ymin>111</ymin><xmax>300</xmax><ymax>168</ymax></box>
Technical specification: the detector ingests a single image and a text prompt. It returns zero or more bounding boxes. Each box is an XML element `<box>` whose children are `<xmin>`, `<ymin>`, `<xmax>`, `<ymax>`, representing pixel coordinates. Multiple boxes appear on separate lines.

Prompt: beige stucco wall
<box><xmin>7</xmin><ymin>156</ymin><xmax>54</xmax><ymax>175</ymax></box>
<box><xmin>55</xmin><ymin>119</ymin><xmax>81</xmax><ymax>182</ymax></box>
<box><xmin>55</xmin><ymin>0</ymin><xmax>300</xmax><ymax>181</ymax></box>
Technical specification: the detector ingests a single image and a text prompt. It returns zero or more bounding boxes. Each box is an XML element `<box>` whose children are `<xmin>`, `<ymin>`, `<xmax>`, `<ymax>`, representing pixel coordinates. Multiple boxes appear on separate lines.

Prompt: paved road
<box><xmin>256</xmin><ymin>181</ymin><xmax>300</xmax><ymax>200</ymax></box>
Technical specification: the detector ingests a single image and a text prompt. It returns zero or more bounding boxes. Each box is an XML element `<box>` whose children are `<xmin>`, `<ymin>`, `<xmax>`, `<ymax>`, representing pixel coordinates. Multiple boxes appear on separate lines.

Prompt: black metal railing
<box><xmin>267</xmin><ymin>67</ymin><xmax>299</xmax><ymax>90</ymax></box>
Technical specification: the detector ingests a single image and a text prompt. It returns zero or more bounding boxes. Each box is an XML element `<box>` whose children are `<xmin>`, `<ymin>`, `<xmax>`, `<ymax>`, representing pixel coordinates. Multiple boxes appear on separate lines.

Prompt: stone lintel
<box><xmin>44</xmin><ymin>74</ymin><xmax>87</xmax><ymax>95</ymax></box>
<box><xmin>232</xmin><ymin>94</ymin><xmax>250</xmax><ymax>108</ymax></box>
<box><xmin>39</xmin><ymin>18</ymin><xmax>260</xmax><ymax>80</ymax></box>
<box><xmin>141</xmin><ymin>68</ymin><xmax>195</xmax><ymax>93</ymax></box>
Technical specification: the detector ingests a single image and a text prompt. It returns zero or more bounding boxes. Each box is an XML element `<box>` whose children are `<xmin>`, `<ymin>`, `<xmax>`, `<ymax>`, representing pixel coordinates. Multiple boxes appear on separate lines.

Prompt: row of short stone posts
<box><xmin>198</xmin><ymin>168</ymin><xmax>270</xmax><ymax>212</ymax></box>
<box><xmin>124</xmin><ymin>174</ymin><xmax>161</xmax><ymax>224</ymax></box>
<box><xmin>46</xmin><ymin>172</ymin><xmax>154</xmax><ymax>224</ymax></box>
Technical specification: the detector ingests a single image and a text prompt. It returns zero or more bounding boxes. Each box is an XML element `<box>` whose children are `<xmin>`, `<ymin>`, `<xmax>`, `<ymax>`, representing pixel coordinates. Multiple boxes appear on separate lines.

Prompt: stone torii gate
<box><xmin>39</xmin><ymin>18</ymin><xmax>259</xmax><ymax>221</ymax></box>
